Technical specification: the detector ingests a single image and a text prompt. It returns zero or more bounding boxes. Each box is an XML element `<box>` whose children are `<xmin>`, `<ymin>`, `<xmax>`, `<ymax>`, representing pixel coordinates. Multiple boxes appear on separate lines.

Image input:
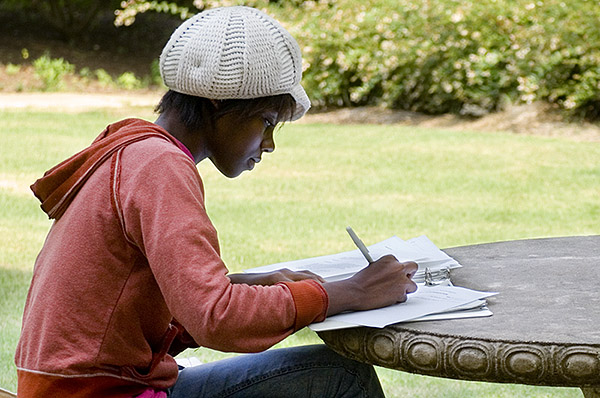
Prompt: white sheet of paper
<box><xmin>312</xmin><ymin>284</ymin><xmax>497</xmax><ymax>329</ymax></box>
<box><xmin>309</xmin><ymin>305</ymin><xmax>493</xmax><ymax>332</ymax></box>
<box><xmin>409</xmin><ymin>305</ymin><xmax>493</xmax><ymax>322</ymax></box>
<box><xmin>244</xmin><ymin>236</ymin><xmax>461</xmax><ymax>282</ymax></box>
<box><xmin>243</xmin><ymin>235</ymin><xmax>494</xmax><ymax>332</ymax></box>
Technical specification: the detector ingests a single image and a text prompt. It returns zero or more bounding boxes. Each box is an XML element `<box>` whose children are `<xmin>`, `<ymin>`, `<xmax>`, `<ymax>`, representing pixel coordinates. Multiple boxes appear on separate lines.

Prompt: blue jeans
<box><xmin>168</xmin><ymin>345</ymin><xmax>385</xmax><ymax>398</ymax></box>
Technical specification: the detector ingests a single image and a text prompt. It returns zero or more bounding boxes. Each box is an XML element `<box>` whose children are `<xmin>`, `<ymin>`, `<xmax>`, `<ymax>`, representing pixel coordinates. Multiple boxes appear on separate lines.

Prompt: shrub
<box><xmin>79</xmin><ymin>67</ymin><xmax>93</xmax><ymax>81</ymax></box>
<box><xmin>263</xmin><ymin>0</ymin><xmax>600</xmax><ymax>119</ymax></box>
<box><xmin>116</xmin><ymin>72</ymin><xmax>143</xmax><ymax>89</ymax></box>
<box><xmin>5</xmin><ymin>64</ymin><xmax>21</xmax><ymax>75</ymax></box>
<box><xmin>32</xmin><ymin>54</ymin><xmax>75</xmax><ymax>91</ymax></box>
<box><xmin>94</xmin><ymin>68</ymin><xmax>114</xmax><ymax>87</ymax></box>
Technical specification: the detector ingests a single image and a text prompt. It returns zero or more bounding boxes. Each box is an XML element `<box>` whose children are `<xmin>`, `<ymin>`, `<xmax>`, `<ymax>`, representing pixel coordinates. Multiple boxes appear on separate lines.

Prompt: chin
<box><xmin>210</xmin><ymin>159</ymin><xmax>243</xmax><ymax>178</ymax></box>
<box><xmin>221</xmin><ymin>168</ymin><xmax>244</xmax><ymax>178</ymax></box>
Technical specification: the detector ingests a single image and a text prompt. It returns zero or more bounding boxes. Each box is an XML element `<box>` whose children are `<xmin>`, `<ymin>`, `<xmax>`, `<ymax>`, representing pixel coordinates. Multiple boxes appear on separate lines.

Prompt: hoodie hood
<box><xmin>31</xmin><ymin>118</ymin><xmax>181</xmax><ymax>220</ymax></box>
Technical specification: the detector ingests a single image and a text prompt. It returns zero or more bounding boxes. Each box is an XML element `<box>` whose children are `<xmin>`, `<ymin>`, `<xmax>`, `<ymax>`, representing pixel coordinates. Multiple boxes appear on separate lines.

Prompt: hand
<box><xmin>323</xmin><ymin>255</ymin><xmax>418</xmax><ymax>316</ymax></box>
<box><xmin>228</xmin><ymin>268</ymin><xmax>325</xmax><ymax>286</ymax></box>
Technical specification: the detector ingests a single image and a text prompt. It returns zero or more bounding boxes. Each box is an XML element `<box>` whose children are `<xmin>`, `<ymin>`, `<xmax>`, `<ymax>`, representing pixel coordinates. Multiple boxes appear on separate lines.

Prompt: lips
<box><xmin>248</xmin><ymin>156</ymin><xmax>261</xmax><ymax>170</ymax></box>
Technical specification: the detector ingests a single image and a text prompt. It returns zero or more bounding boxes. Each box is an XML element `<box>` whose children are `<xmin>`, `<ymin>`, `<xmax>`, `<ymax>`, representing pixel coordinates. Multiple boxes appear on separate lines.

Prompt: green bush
<box><xmin>264</xmin><ymin>0</ymin><xmax>600</xmax><ymax>119</ymax></box>
<box><xmin>32</xmin><ymin>54</ymin><xmax>75</xmax><ymax>91</ymax></box>
<box><xmin>94</xmin><ymin>68</ymin><xmax>114</xmax><ymax>87</ymax></box>
<box><xmin>116</xmin><ymin>71</ymin><xmax>143</xmax><ymax>89</ymax></box>
<box><xmin>5</xmin><ymin>63</ymin><xmax>21</xmax><ymax>75</ymax></box>
<box><xmin>78</xmin><ymin>67</ymin><xmax>93</xmax><ymax>81</ymax></box>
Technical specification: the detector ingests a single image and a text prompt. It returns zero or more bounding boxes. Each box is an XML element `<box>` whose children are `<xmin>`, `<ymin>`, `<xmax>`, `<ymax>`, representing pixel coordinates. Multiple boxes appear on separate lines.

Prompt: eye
<box><xmin>262</xmin><ymin>111</ymin><xmax>279</xmax><ymax>129</ymax></box>
<box><xmin>263</xmin><ymin>118</ymin><xmax>276</xmax><ymax>129</ymax></box>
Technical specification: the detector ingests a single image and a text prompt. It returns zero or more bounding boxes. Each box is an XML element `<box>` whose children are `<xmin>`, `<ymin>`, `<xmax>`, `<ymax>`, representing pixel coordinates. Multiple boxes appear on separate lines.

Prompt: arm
<box><xmin>119</xmin><ymin>144</ymin><xmax>322</xmax><ymax>352</ymax></box>
<box><xmin>231</xmin><ymin>255</ymin><xmax>418</xmax><ymax>316</ymax></box>
<box><xmin>322</xmin><ymin>255</ymin><xmax>418</xmax><ymax>316</ymax></box>
<box><xmin>228</xmin><ymin>269</ymin><xmax>325</xmax><ymax>285</ymax></box>
<box><xmin>230</xmin><ymin>256</ymin><xmax>418</xmax><ymax>316</ymax></box>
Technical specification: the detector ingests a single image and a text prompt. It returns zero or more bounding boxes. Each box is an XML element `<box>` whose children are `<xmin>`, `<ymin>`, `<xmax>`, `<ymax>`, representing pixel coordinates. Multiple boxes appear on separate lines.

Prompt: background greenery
<box><xmin>1</xmin><ymin>107</ymin><xmax>597</xmax><ymax>396</ymax></box>
<box><xmin>277</xmin><ymin>0</ymin><xmax>600</xmax><ymax>119</ymax></box>
<box><xmin>2</xmin><ymin>0</ymin><xmax>600</xmax><ymax>119</ymax></box>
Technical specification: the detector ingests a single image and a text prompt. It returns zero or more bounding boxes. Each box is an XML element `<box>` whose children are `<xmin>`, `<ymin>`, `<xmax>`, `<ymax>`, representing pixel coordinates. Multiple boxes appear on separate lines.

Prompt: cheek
<box><xmin>211</xmin><ymin>118</ymin><xmax>267</xmax><ymax>174</ymax></box>
<box><xmin>231</xmin><ymin>137</ymin><xmax>259</xmax><ymax>159</ymax></box>
<box><xmin>210</xmin><ymin>156</ymin><xmax>244</xmax><ymax>178</ymax></box>
<box><xmin>237</xmin><ymin>129</ymin><xmax>266</xmax><ymax>154</ymax></box>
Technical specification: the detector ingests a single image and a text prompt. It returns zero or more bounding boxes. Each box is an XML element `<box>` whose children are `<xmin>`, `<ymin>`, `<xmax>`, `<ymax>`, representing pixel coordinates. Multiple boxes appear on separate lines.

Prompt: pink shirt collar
<box><xmin>173</xmin><ymin>138</ymin><xmax>195</xmax><ymax>162</ymax></box>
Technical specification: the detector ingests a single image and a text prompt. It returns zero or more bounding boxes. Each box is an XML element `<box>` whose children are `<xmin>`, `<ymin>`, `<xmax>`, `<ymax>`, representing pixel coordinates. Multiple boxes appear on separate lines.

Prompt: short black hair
<box><xmin>155</xmin><ymin>90</ymin><xmax>297</xmax><ymax>131</ymax></box>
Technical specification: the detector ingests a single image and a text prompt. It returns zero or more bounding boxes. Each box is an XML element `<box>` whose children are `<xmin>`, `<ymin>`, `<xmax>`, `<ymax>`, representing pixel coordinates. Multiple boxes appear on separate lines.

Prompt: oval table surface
<box><xmin>317</xmin><ymin>235</ymin><xmax>600</xmax><ymax>397</ymax></box>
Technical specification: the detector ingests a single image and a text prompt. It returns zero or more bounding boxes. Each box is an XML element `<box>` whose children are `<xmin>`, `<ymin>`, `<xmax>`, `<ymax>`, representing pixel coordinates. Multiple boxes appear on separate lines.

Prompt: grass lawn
<box><xmin>1</xmin><ymin>108</ymin><xmax>597</xmax><ymax>397</ymax></box>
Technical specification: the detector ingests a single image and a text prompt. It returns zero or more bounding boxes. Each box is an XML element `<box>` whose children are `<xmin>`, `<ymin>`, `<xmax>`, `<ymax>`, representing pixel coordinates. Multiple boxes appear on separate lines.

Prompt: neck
<box><xmin>154</xmin><ymin>112</ymin><xmax>210</xmax><ymax>164</ymax></box>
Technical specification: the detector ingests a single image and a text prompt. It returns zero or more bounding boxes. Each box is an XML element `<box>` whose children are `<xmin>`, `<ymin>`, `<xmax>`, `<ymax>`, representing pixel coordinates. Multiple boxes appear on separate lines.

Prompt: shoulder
<box><xmin>104</xmin><ymin>118</ymin><xmax>196</xmax><ymax>168</ymax></box>
<box><xmin>116</xmin><ymin>136</ymin><xmax>203</xmax><ymax>194</ymax></box>
<box><xmin>125</xmin><ymin>135</ymin><xmax>190</xmax><ymax>160</ymax></box>
<box><xmin>120</xmin><ymin>136</ymin><xmax>196</xmax><ymax>172</ymax></box>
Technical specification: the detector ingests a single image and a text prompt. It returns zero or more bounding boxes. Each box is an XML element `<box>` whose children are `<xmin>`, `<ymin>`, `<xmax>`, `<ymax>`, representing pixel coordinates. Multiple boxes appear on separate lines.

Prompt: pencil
<box><xmin>346</xmin><ymin>226</ymin><xmax>374</xmax><ymax>263</ymax></box>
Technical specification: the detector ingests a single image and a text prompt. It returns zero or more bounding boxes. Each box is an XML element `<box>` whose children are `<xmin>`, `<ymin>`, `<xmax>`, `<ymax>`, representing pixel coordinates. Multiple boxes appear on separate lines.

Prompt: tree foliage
<box><xmin>114</xmin><ymin>0</ymin><xmax>600</xmax><ymax>119</ymax></box>
<box><xmin>15</xmin><ymin>0</ymin><xmax>122</xmax><ymax>41</ymax></box>
<box><xmin>114</xmin><ymin>0</ymin><xmax>196</xmax><ymax>27</ymax></box>
<box><xmin>5</xmin><ymin>0</ymin><xmax>599</xmax><ymax>119</ymax></box>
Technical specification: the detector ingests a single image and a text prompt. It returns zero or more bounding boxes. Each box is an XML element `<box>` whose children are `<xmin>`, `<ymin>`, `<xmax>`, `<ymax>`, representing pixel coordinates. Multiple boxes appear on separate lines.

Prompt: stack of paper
<box><xmin>244</xmin><ymin>235</ymin><xmax>497</xmax><ymax>331</ymax></box>
<box><xmin>246</xmin><ymin>236</ymin><xmax>460</xmax><ymax>282</ymax></box>
<box><xmin>310</xmin><ymin>285</ymin><xmax>495</xmax><ymax>331</ymax></box>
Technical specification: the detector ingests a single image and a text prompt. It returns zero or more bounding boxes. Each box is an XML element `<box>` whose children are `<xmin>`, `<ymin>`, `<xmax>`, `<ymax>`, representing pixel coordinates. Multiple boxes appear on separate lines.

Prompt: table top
<box><xmin>318</xmin><ymin>235</ymin><xmax>600</xmax><ymax>388</ymax></box>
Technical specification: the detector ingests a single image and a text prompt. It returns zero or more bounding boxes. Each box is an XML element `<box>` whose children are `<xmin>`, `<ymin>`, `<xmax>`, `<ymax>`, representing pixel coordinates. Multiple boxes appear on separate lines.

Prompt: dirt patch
<box><xmin>0</xmin><ymin>92</ymin><xmax>162</xmax><ymax>112</ymax></box>
<box><xmin>300</xmin><ymin>103</ymin><xmax>600</xmax><ymax>142</ymax></box>
<box><xmin>1</xmin><ymin>92</ymin><xmax>599</xmax><ymax>142</ymax></box>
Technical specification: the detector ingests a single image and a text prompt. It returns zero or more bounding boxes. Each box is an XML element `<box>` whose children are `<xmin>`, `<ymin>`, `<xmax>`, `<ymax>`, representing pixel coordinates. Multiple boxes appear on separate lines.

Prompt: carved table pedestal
<box><xmin>318</xmin><ymin>236</ymin><xmax>600</xmax><ymax>397</ymax></box>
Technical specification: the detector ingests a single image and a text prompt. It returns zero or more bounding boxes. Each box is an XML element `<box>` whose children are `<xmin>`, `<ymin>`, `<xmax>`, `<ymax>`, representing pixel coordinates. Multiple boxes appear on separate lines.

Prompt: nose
<box><xmin>262</xmin><ymin>143</ymin><xmax>275</xmax><ymax>153</ymax></box>
<box><xmin>261</xmin><ymin>133</ymin><xmax>275</xmax><ymax>153</ymax></box>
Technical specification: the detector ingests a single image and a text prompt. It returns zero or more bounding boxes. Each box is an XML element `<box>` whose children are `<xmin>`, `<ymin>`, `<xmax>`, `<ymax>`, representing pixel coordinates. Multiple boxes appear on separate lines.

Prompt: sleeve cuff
<box><xmin>280</xmin><ymin>280</ymin><xmax>328</xmax><ymax>331</ymax></box>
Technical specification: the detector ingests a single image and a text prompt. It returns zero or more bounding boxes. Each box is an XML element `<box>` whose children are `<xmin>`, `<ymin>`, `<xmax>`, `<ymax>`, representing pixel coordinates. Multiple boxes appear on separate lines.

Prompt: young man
<box><xmin>16</xmin><ymin>6</ymin><xmax>417</xmax><ymax>397</ymax></box>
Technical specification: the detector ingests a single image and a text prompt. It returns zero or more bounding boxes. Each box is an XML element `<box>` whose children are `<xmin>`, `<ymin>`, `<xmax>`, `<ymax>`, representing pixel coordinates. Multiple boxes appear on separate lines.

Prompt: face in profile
<box><xmin>208</xmin><ymin>109</ymin><xmax>279</xmax><ymax>178</ymax></box>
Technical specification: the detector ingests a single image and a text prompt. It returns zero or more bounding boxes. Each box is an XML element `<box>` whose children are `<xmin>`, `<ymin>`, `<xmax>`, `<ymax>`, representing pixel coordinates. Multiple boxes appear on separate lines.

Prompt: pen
<box><xmin>346</xmin><ymin>226</ymin><xmax>374</xmax><ymax>263</ymax></box>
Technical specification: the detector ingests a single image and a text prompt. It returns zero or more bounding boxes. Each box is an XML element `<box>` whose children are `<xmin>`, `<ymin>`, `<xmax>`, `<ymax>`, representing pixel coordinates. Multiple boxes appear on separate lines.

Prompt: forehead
<box><xmin>216</xmin><ymin>95</ymin><xmax>295</xmax><ymax>124</ymax></box>
<box><xmin>235</xmin><ymin>108</ymin><xmax>280</xmax><ymax>125</ymax></box>
<box><xmin>246</xmin><ymin>95</ymin><xmax>295</xmax><ymax>123</ymax></box>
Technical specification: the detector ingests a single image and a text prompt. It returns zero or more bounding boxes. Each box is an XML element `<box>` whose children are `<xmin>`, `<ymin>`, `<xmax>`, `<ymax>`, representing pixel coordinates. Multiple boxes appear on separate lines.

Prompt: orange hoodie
<box><xmin>16</xmin><ymin>118</ymin><xmax>328</xmax><ymax>397</ymax></box>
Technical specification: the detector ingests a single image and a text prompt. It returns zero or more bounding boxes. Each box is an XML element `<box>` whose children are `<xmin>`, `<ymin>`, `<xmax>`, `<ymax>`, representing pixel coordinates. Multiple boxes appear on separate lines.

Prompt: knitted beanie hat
<box><xmin>159</xmin><ymin>6</ymin><xmax>310</xmax><ymax>121</ymax></box>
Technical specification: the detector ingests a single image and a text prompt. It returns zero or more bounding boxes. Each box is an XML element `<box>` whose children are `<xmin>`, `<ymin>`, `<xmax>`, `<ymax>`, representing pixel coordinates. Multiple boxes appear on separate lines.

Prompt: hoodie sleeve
<box><xmin>115</xmin><ymin>139</ymin><xmax>327</xmax><ymax>353</ymax></box>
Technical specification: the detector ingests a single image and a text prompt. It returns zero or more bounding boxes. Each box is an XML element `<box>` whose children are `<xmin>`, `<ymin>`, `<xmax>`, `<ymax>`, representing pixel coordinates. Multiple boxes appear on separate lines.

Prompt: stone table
<box><xmin>318</xmin><ymin>236</ymin><xmax>600</xmax><ymax>397</ymax></box>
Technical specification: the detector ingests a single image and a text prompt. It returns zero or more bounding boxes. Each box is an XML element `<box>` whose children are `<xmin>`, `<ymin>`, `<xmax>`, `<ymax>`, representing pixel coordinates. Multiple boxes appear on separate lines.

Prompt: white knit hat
<box><xmin>159</xmin><ymin>6</ymin><xmax>310</xmax><ymax>121</ymax></box>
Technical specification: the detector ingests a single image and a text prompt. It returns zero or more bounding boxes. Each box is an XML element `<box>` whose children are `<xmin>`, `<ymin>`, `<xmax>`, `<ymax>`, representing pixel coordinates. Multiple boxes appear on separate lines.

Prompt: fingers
<box><xmin>375</xmin><ymin>255</ymin><xmax>417</xmax><ymax>269</ymax></box>
<box><xmin>389</xmin><ymin>260</ymin><xmax>418</xmax><ymax>296</ymax></box>
<box><xmin>400</xmin><ymin>261</ymin><xmax>418</xmax><ymax>279</ymax></box>
<box><xmin>401</xmin><ymin>261</ymin><xmax>419</xmax><ymax>294</ymax></box>
<box><xmin>396</xmin><ymin>264</ymin><xmax>418</xmax><ymax>303</ymax></box>
<box><xmin>293</xmin><ymin>270</ymin><xmax>326</xmax><ymax>283</ymax></box>
<box><xmin>279</xmin><ymin>268</ymin><xmax>326</xmax><ymax>283</ymax></box>
<box><xmin>360</xmin><ymin>256</ymin><xmax>419</xmax><ymax>304</ymax></box>
<box><xmin>373</xmin><ymin>256</ymin><xmax>418</xmax><ymax>281</ymax></box>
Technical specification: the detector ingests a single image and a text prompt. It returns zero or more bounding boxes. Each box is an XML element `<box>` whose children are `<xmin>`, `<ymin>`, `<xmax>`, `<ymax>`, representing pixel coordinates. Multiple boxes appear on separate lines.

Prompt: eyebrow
<box><xmin>264</xmin><ymin>111</ymin><xmax>279</xmax><ymax>125</ymax></box>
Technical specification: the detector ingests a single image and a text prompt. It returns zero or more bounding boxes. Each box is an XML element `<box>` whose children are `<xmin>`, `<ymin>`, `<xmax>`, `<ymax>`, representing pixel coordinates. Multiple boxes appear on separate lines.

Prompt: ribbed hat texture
<box><xmin>159</xmin><ymin>6</ymin><xmax>310</xmax><ymax>121</ymax></box>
